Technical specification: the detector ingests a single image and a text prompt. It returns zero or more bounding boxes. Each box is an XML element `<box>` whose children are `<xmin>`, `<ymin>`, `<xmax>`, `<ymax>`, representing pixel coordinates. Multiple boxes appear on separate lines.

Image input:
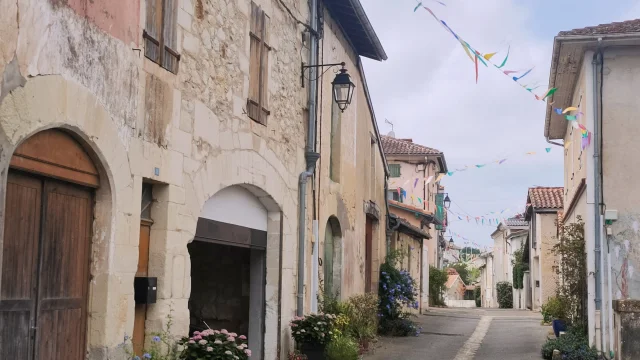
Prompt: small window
<box><xmin>247</xmin><ymin>2</ymin><xmax>271</xmax><ymax>125</ymax></box>
<box><xmin>387</xmin><ymin>189</ymin><xmax>402</xmax><ymax>203</ymax></box>
<box><xmin>144</xmin><ymin>0</ymin><xmax>180</xmax><ymax>73</ymax></box>
<box><xmin>389</xmin><ymin>164</ymin><xmax>401</xmax><ymax>178</ymax></box>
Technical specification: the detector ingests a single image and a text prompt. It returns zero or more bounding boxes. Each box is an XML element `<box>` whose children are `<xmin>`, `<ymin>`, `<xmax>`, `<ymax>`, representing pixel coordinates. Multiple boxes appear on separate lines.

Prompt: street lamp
<box><xmin>448</xmin><ymin>237</ymin><xmax>454</xmax><ymax>248</ymax></box>
<box><xmin>444</xmin><ymin>194</ymin><xmax>451</xmax><ymax>209</ymax></box>
<box><xmin>301</xmin><ymin>62</ymin><xmax>356</xmax><ymax>112</ymax></box>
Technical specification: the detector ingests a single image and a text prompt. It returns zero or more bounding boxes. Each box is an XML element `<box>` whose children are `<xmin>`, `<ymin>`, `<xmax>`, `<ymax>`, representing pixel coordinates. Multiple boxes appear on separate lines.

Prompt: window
<box><xmin>389</xmin><ymin>164</ymin><xmax>401</xmax><ymax>178</ymax></box>
<box><xmin>329</xmin><ymin>102</ymin><xmax>342</xmax><ymax>182</ymax></box>
<box><xmin>387</xmin><ymin>189</ymin><xmax>403</xmax><ymax>203</ymax></box>
<box><xmin>144</xmin><ymin>0</ymin><xmax>180</xmax><ymax>73</ymax></box>
<box><xmin>247</xmin><ymin>2</ymin><xmax>271</xmax><ymax>125</ymax></box>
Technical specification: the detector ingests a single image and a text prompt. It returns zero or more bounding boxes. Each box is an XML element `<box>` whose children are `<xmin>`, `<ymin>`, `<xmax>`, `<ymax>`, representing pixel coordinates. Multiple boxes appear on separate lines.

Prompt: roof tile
<box><xmin>558</xmin><ymin>19</ymin><xmax>640</xmax><ymax>37</ymax></box>
<box><xmin>381</xmin><ymin>135</ymin><xmax>442</xmax><ymax>155</ymax></box>
<box><xmin>528</xmin><ymin>187</ymin><xmax>564</xmax><ymax>209</ymax></box>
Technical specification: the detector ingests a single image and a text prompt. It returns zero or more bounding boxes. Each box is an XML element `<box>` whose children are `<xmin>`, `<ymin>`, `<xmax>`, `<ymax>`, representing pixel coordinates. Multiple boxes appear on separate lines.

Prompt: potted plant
<box><xmin>290</xmin><ymin>313</ymin><xmax>336</xmax><ymax>360</ymax></box>
<box><xmin>178</xmin><ymin>329</ymin><xmax>252</xmax><ymax>359</ymax></box>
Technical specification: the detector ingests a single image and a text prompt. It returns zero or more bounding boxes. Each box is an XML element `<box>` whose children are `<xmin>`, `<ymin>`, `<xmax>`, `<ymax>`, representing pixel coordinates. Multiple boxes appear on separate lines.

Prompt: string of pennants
<box><xmin>412</xmin><ymin>0</ymin><xmax>592</xmax><ymax>149</ymax></box>
<box><xmin>447</xmin><ymin>208</ymin><xmax>512</xmax><ymax>226</ymax></box>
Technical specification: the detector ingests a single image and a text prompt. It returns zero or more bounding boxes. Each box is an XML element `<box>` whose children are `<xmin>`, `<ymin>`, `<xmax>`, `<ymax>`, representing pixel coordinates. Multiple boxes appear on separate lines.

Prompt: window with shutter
<box><xmin>247</xmin><ymin>2</ymin><xmax>271</xmax><ymax>125</ymax></box>
<box><xmin>389</xmin><ymin>164</ymin><xmax>401</xmax><ymax>178</ymax></box>
<box><xmin>144</xmin><ymin>0</ymin><xmax>180</xmax><ymax>73</ymax></box>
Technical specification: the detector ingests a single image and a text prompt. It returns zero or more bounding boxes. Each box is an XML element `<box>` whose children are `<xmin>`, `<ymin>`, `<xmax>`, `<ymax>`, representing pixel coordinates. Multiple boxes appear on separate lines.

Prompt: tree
<box><xmin>449</xmin><ymin>263</ymin><xmax>478</xmax><ymax>285</ymax></box>
<box><xmin>429</xmin><ymin>266</ymin><xmax>448</xmax><ymax>306</ymax></box>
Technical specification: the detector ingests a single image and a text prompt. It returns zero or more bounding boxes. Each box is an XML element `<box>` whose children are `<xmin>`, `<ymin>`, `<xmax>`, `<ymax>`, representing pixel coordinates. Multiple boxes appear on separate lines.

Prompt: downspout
<box><xmin>384</xmin><ymin>179</ymin><xmax>397</xmax><ymax>254</ymax></box>
<box><xmin>592</xmin><ymin>50</ymin><xmax>604</xmax><ymax>350</ymax></box>
<box><xmin>297</xmin><ymin>0</ymin><xmax>320</xmax><ymax>317</ymax></box>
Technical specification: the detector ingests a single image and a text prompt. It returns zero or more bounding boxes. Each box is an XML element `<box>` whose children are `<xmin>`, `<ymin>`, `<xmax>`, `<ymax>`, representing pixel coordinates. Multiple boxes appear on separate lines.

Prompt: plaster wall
<box><xmin>313</xmin><ymin>8</ymin><xmax>388</xmax><ymax>303</ymax></box>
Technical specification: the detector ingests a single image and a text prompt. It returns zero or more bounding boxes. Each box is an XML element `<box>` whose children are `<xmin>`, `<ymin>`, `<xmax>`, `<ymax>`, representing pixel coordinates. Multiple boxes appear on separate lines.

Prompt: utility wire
<box><xmin>276</xmin><ymin>0</ymin><xmax>317</xmax><ymax>36</ymax></box>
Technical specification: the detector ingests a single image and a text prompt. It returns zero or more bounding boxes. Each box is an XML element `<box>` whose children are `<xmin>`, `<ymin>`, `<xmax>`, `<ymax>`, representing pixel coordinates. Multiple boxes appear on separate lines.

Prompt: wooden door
<box><xmin>133</xmin><ymin>220</ymin><xmax>152</xmax><ymax>355</ymax></box>
<box><xmin>0</xmin><ymin>172</ymin><xmax>42</xmax><ymax>359</ymax></box>
<box><xmin>0</xmin><ymin>171</ymin><xmax>92</xmax><ymax>360</ymax></box>
<box><xmin>35</xmin><ymin>178</ymin><xmax>92</xmax><ymax>360</ymax></box>
<box><xmin>365</xmin><ymin>218</ymin><xmax>373</xmax><ymax>293</ymax></box>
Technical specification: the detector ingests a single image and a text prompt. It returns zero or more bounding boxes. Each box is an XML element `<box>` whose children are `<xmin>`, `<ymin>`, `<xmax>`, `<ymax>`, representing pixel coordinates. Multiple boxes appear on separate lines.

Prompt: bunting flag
<box><xmin>444</xmin><ymin>146</ymin><xmax>559</xmax><ymax>177</ymax></box>
<box><xmin>414</xmin><ymin>178</ymin><xmax>419</xmax><ymax>188</ymax></box>
<box><xmin>411</xmin><ymin>1</ymin><xmax>592</xmax><ymax>149</ymax></box>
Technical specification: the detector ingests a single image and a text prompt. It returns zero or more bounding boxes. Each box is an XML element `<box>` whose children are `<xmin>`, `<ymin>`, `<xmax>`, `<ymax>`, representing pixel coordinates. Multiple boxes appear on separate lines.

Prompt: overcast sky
<box><xmin>361</xmin><ymin>0</ymin><xmax>640</xmax><ymax>249</ymax></box>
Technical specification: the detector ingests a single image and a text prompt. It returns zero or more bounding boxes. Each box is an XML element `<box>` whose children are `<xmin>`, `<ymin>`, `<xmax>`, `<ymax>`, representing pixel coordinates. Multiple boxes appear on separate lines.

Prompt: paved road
<box><xmin>366</xmin><ymin>307</ymin><xmax>550</xmax><ymax>360</ymax></box>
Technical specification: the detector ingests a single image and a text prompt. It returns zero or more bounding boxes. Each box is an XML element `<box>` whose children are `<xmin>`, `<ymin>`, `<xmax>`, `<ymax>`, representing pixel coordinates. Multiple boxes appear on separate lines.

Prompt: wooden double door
<box><xmin>0</xmin><ymin>171</ymin><xmax>93</xmax><ymax>359</ymax></box>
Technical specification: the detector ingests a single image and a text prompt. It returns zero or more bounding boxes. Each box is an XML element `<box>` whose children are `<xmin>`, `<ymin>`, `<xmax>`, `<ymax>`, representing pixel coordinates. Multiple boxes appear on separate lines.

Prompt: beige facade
<box><xmin>381</xmin><ymin>136</ymin><xmax>448</xmax><ymax>268</ymax></box>
<box><xmin>0</xmin><ymin>0</ymin><xmax>388</xmax><ymax>359</ymax></box>
<box><xmin>491</xmin><ymin>218</ymin><xmax>528</xmax><ymax>308</ymax></box>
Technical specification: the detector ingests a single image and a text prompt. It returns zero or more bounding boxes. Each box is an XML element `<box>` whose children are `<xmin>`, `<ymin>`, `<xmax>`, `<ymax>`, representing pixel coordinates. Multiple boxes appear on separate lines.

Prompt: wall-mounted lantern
<box><xmin>301</xmin><ymin>62</ymin><xmax>355</xmax><ymax>112</ymax></box>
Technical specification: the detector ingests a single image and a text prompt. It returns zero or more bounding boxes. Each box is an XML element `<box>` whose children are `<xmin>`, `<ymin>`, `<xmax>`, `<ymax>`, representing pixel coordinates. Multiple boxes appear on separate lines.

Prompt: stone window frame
<box><xmin>144</xmin><ymin>0</ymin><xmax>181</xmax><ymax>73</ymax></box>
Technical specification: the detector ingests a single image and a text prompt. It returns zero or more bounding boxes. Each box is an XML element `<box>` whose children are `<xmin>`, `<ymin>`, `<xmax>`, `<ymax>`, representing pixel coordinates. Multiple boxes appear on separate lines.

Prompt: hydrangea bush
<box><xmin>378</xmin><ymin>251</ymin><xmax>421</xmax><ymax>336</ymax></box>
<box><xmin>289</xmin><ymin>313</ymin><xmax>336</xmax><ymax>346</ymax></box>
<box><xmin>178</xmin><ymin>329</ymin><xmax>252</xmax><ymax>359</ymax></box>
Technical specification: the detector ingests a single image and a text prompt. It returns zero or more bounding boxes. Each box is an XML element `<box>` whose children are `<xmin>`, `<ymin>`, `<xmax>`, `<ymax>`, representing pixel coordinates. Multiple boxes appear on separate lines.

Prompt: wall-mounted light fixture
<box><xmin>301</xmin><ymin>61</ymin><xmax>355</xmax><ymax>112</ymax></box>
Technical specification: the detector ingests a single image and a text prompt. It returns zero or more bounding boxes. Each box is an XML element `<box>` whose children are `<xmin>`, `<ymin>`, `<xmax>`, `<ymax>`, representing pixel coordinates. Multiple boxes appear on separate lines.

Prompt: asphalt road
<box><xmin>366</xmin><ymin>307</ymin><xmax>550</xmax><ymax>360</ymax></box>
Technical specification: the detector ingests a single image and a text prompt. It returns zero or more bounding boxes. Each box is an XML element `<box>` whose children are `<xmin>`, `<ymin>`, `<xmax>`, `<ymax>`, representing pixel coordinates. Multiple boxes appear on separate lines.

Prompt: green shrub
<box><xmin>428</xmin><ymin>266</ymin><xmax>448</xmax><ymax>306</ymax></box>
<box><xmin>378</xmin><ymin>317</ymin><xmax>421</xmax><ymax>337</ymax></box>
<box><xmin>344</xmin><ymin>293</ymin><xmax>378</xmax><ymax>346</ymax></box>
<box><xmin>541</xmin><ymin>296</ymin><xmax>568</xmax><ymax>324</ymax></box>
<box><xmin>496</xmin><ymin>281</ymin><xmax>513</xmax><ymax>308</ymax></box>
<box><xmin>325</xmin><ymin>335</ymin><xmax>359</xmax><ymax>360</ymax></box>
<box><xmin>378</xmin><ymin>251</ymin><xmax>420</xmax><ymax>337</ymax></box>
<box><xmin>474</xmin><ymin>286</ymin><xmax>481</xmax><ymax>307</ymax></box>
<box><xmin>541</xmin><ymin>327</ymin><xmax>598</xmax><ymax>360</ymax></box>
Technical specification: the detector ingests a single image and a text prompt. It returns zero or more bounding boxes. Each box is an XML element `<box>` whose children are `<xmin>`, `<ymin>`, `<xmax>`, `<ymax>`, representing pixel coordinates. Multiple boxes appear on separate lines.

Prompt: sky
<box><xmin>360</xmin><ymin>0</ymin><xmax>640</xmax><ymax>249</ymax></box>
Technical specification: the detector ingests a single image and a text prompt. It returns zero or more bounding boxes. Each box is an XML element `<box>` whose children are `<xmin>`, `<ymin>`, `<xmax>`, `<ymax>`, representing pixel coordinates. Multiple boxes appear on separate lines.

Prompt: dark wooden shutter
<box><xmin>162</xmin><ymin>0</ymin><xmax>180</xmax><ymax>73</ymax></box>
<box><xmin>34</xmin><ymin>178</ymin><xmax>92</xmax><ymax>360</ymax></box>
<box><xmin>0</xmin><ymin>172</ymin><xmax>42</xmax><ymax>360</ymax></box>
<box><xmin>247</xmin><ymin>2</ymin><xmax>270</xmax><ymax>125</ymax></box>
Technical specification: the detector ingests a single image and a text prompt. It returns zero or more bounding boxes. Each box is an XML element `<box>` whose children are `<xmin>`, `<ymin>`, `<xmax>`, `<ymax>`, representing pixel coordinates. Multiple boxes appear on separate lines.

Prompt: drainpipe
<box><xmin>384</xmin><ymin>179</ymin><xmax>397</xmax><ymax>254</ymax></box>
<box><xmin>592</xmin><ymin>50</ymin><xmax>604</xmax><ymax>351</ymax></box>
<box><xmin>297</xmin><ymin>0</ymin><xmax>320</xmax><ymax>317</ymax></box>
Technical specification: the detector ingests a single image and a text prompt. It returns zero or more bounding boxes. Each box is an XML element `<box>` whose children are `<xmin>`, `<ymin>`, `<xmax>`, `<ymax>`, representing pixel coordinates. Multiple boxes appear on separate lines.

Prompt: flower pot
<box><xmin>552</xmin><ymin>319</ymin><xmax>567</xmax><ymax>338</ymax></box>
<box><xmin>300</xmin><ymin>343</ymin><xmax>326</xmax><ymax>360</ymax></box>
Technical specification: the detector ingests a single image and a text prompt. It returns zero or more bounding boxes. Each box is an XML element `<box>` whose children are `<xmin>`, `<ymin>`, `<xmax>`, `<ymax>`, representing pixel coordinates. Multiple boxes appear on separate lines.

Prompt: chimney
<box><xmin>400</xmin><ymin>138</ymin><xmax>413</xmax><ymax>143</ymax></box>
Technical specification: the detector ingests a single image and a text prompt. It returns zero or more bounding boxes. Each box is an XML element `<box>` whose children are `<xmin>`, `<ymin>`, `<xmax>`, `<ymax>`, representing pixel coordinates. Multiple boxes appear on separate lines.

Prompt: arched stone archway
<box><xmin>323</xmin><ymin>216</ymin><xmax>343</xmax><ymax>298</ymax></box>
<box><xmin>188</xmin><ymin>184</ymin><xmax>282</xmax><ymax>360</ymax></box>
<box><xmin>0</xmin><ymin>75</ymin><xmax>133</xmax><ymax>357</ymax></box>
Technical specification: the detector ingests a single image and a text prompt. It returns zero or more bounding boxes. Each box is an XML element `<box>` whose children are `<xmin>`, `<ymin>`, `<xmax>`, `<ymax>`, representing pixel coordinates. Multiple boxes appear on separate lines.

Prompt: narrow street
<box><xmin>366</xmin><ymin>308</ymin><xmax>549</xmax><ymax>360</ymax></box>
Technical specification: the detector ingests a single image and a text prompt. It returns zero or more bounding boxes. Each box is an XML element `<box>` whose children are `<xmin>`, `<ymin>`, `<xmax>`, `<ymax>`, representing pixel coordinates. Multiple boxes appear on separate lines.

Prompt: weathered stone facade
<box><xmin>0</xmin><ymin>0</ymin><xmax>388</xmax><ymax>359</ymax></box>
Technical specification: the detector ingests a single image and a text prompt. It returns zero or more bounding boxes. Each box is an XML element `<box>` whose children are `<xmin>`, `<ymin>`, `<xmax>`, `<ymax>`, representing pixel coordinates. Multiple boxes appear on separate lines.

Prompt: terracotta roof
<box><xmin>445</xmin><ymin>274</ymin><xmax>460</xmax><ymax>288</ymax></box>
<box><xmin>395</xmin><ymin>217</ymin><xmax>432</xmax><ymax>239</ymax></box>
<box><xmin>381</xmin><ymin>135</ymin><xmax>442</xmax><ymax>155</ymax></box>
<box><xmin>558</xmin><ymin>19</ymin><xmax>640</xmax><ymax>37</ymax></box>
<box><xmin>528</xmin><ymin>187</ymin><xmax>563</xmax><ymax>209</ymax></box>
<box><xmin>505</xmin><ymin>218</ymin><xmax>529</xmax><ymax>227</ymax></box>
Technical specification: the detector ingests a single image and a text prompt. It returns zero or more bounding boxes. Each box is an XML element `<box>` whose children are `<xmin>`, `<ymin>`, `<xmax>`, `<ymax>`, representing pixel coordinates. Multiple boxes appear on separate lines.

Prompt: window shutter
<box><xmin>247</xmin><ymin>2</ymin><xmax>270</xmax><ymax>125</ymax></box>
<box><xmin>162</xmin><ymin>0</ymin><xmax>179</xmax><ymax>73</ymax></box>
<box><xmin>144</xmin><ymin>0</ymin><xmax>162</xmax><ymax>62</ymax></box>
<box><xmin>389</xmin><ymin>164</ymin><xmax>401</xmax><ymax>178</ymax></box>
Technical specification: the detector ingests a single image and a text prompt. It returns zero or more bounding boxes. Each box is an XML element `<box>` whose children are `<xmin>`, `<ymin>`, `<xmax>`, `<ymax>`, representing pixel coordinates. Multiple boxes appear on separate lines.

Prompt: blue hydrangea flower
<box><xmin>143</xmin><ymin>353</ymin><xmax>152</xmax><ymax>359</ymax></box>
<box><xmin>152</xmin><ymin>336</ymin><xmax>161</xmax><ymax>342</ymax></box>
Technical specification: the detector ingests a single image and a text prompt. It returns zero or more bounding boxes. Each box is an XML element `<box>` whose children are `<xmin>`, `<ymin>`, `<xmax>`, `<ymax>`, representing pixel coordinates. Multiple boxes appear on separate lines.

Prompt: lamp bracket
<box><xmin>300</xmin><ymin>62</ymin><xmax>346</xmax><ymax>87</ymax></box>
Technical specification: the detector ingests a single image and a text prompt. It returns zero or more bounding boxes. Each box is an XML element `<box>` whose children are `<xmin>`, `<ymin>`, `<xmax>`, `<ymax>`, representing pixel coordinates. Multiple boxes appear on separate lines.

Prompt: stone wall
<box><xmin>0</xmin><ymin>0</ymin><xmax>310</xmax><ymax>358</ymax></box>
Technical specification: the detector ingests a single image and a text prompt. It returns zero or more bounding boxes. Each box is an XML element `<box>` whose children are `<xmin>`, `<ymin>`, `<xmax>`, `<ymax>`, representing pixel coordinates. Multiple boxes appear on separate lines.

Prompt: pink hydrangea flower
<box><xmin>221</xmin><ymin>329</ymin><xmax>229</xmax><ymax>335</ymax></box>
<box><xmin>214</xmin><ymin>340</ymin><xmax>223</xmax><ymax>345</ymax></box>
<box><xmin>206</xmin><ymin>347</ymin><xmax>213</xmax><ymax>352</ymax></box>
<box><xmin>193</xmin><ymin>331</ymin><xmax>201</xmax><ymax>335</ymax></box>
<box><xmin>245</xmin><ymin>349</ymin><xmax>252</xmax><ymax>357</ymax></box>
<box><xmin>239</xmin><ymin>335</ymin><xmax>247</xmax><ymax>340</ymax></box>
<box><xmin>227</xmin><ymin>336</ymin><xmax>235</xmax><ymax>342</ymax></box>
<box><xmin>188</xmin><ymin>340</ymin><xmax>195</xmax><ymax>344</ymax></box>
<box><xmin>230</xmin><ymin>332</ymin><xmax>238</xmax><ymax>337</ymax></box>
<box><xmin>198</xmin><ymin>340</ymin><xmax>207</xmax><ymax>345</ymax></box>
<box><xmin>193</xmin><ymin>335</ymin><xmax>202</xmax><ymax>340</ymax></box>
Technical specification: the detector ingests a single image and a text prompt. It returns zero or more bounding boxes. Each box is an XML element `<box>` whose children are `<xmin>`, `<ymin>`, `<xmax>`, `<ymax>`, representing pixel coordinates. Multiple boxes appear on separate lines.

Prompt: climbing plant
<box><xmin>511</xmin><ymin>244</ymin><xmax>528</xmax><ymax>290</ymax></box>
<box><xmin>552</xmin><ymin>217</ymin><xmax>587</xmax><ymax>327</ymax></box>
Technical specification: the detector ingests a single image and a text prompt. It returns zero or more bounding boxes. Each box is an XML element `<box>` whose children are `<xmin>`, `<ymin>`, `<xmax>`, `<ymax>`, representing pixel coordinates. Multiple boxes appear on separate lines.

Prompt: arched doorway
<box><xmin>1</xmin><ymin>129</ymin><xmax>98</xmax><ymax>359</ymax></box>
<box><xmin>324</xmin><ymin>217</ymin><xmax>342</xmax><ymax>298</ymax></box>
<box><xmin>188</xmin><ymin>185</ymin><xmax>277</xmax><ymax>359</ymax></box>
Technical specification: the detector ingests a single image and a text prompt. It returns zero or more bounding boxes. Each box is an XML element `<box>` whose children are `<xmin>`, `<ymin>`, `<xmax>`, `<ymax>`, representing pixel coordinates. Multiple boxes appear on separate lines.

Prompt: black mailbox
<box><xmin>134</xmin><ymin>277</ymin><xmax>157</xmax><ymax>304</ymax></box>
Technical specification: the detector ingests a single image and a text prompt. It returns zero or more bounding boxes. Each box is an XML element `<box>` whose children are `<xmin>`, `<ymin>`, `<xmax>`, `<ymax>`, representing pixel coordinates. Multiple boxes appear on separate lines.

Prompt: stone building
<box><xmin>491</xmin><ymin>216</ymin><xmax>528</xmax><ymax>309</ymax></box>
<box><xmin>0</xmin><ymin>0</ymin><xmax>387</xmax><ymax>359</ymax></box>
<box><xmin>524</xmin><ymin>187</ymin><xmax>563</xmax><ymax>311</ymax></box>
<box><xmin>381</xmin><ymin>135</ymin><xmax>449</xmax><ymax>268</ymax></box>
